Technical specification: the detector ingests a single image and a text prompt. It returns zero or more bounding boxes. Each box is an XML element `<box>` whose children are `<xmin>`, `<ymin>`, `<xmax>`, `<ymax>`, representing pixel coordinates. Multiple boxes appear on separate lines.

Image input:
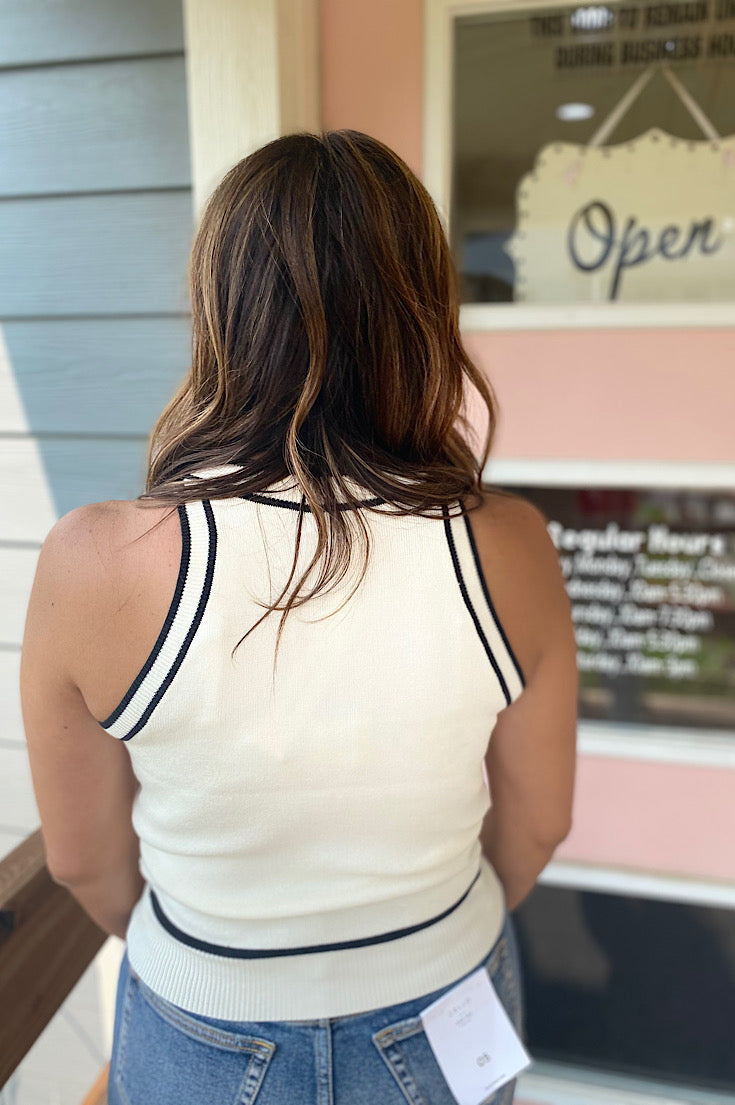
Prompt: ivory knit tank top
<box><xmin>102</xmin><ymin>465</ymin><xmax>526</xmax><ymax>1020</ymax></box>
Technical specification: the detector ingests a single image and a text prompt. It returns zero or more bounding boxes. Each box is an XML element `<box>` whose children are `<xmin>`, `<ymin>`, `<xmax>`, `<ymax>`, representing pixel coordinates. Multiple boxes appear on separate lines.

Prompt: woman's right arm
<box><xmin>470</xmin><ymin>491</ymin><xmax>578</xmax><ymax>912</ymax></box>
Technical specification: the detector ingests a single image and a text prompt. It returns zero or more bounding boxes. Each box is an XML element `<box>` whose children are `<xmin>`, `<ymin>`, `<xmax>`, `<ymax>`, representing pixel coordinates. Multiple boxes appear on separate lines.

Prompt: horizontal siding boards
<box><xmin>0</xmin><ymin>0</ymin><xmax>193</xmax><ymax>884</ymax></box>
<box><xmin>0</xmin><ymin>651</ymin><xmax>23</xmax><ymax>746</ymax></box>
<box><xmin>0</xmin><ymin>600</ymin><xmax>41</xmax><ymax>864</ymax></box>
<box><xmin>0</xmin><ymin>439</ymin><xmax>56</xmax><ymax>540</ymax></box>
<box><xmin>0</xmin><ymin>438</ymin><xmax>149</xmax><ymax>539</ymax></box>
<box><xmin>0</xmin><ymin>191</ymin><xmax>193</xmax><ymax>317</ymax></box>
<box><xmin>0</xmin><ymin>744</ymin><xmax>38</xmax><ymax>832</ymax></box>
<box><xmin>0</xmin><ymin>0</ymin><xmax>184</xmax><ymax>68</ymax></box>
<box><xmin>0</xmin><ymin>323</ymin><xmax>29</xmax><ymax>431</ymax></box>
<box><xmin>0</xmin><ymin>546</ymin><xmax>38</xmax><ymax>644</ymax></box>
<box><xmin>35</xmin><ymin>437</ymin><xmax>150</xmax><ymax>519</ymax></box>
<box><xmin>0</xmin><ymin>318</ymin><xmax>190</xmax><ymax>435</ymax></box>
<box><xmin>0</xmin><ymin>56</ymin><xmax>190</xmax><ymax>196</ymax></box>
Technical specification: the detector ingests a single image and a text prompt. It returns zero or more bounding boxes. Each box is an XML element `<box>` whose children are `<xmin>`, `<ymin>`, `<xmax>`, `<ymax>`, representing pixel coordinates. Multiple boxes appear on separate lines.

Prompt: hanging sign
<box><xmin>503</xmin><ymin>64</ymin><xmax>735</xmax><ymax>302</ymax></box>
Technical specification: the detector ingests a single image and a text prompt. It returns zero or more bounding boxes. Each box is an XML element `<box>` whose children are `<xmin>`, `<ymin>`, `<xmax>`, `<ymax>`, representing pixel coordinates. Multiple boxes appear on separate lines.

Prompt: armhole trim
<box><xmin>442</xmin><ymin>504</ymin><xmax>526</xmax><ymax>707</ymax></box>
<box><xmin>101</xmin><ymin>501</ymin><xmax>217</xmax><ymax>740</ymax></box>
<box><xmin>463</xmin><ymin>512</ymin><xmax>527</xmax><ymax>692</ymax></box>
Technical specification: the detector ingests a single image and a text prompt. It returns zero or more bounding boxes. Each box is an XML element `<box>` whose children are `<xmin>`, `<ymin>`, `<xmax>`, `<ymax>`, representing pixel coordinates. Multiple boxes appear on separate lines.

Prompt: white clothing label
<box><xmin>419</xmin><ymin>967</ymin><xmax>531</xmax><ymax>1105</ymax></box>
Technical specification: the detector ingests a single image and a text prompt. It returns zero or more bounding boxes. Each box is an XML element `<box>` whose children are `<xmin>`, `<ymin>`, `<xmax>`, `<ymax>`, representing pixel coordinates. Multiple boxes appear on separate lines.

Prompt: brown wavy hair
<box><xmin>139</xmin><ymin>129</ymin><xmax>500</xmax><ymax>656</ymax></box>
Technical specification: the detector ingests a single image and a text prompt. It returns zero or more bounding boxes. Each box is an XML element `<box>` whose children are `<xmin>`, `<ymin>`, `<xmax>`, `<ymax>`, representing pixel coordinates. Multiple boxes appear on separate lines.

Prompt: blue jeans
<box><xmin>108</xmin><ymin>909</ymin><xmax>525</xmax><ymax>1105</ymax></box>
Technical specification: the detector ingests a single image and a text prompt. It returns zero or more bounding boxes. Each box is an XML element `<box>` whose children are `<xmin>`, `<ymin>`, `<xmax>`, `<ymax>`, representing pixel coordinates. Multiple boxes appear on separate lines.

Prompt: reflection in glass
<box><xmin>452</xmin><ymin>7</ymin><xmax>735</xmax><ymax>305</ymax></box>
<box><xmin>499</xmin><ymin>485</ymin><xmax>735</xmax><ymax>731</ymax></box>
<box><xmin>515</xmin><ymin>883</ymin><xmax>735</xmax><ymax>1092</ymax></box>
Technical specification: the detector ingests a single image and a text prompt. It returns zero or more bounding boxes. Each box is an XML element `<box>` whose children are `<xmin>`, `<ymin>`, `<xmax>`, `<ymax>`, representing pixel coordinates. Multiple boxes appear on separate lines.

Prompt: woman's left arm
<box><xmin>20</xmin><ymin>506</ymin><xmax>144</xmax><ymax>940</ymax></box>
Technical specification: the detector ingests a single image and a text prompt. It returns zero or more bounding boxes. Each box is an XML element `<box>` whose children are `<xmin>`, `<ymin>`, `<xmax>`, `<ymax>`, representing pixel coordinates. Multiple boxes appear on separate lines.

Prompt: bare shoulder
<box><xmin>40</xmin><ymin>497</ymin><xmax>178</xmax><ymax>569</ymax></box>
<box><xmin>471</xmin><ymin>486</ymin><xmax>550</xmax><ymax>537</ymax></box>
<box><xmin>28</xmin><ymin>498</ymin><xmax>183</xmax><ymax>711</ymax></box>
<box><xmin>466</xmin><ymin>487</ymin><xmax>575</xmax><ymax>684</ymax></box>
<box><xmin>33</xmin><ymin>498</ymin><xmax>178</xmax><ymax>618</ymax></box>
<box><xmin>36</xmin><ymin>495</ymin><xmax>182</xmax><ymax>625</ymax></box>
<box><xmin>468</xmin><ymin>486</ymin><xmax>562</xmax><ymax>589</ymax></box>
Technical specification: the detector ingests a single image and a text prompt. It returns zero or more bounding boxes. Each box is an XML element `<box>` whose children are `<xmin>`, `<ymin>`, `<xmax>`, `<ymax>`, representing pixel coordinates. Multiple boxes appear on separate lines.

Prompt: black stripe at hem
<box><xmin>149</xmin><ymin>868</ymin><xmax>482</xmax><ymax>959</ymax></box>
<box><xmin>442</xmin><ymin>507</ymin><xmax>512</xmax><ymax>707</ymax></box>
<box><xmin>100</xmin><ymin>504</ymin><xmax>191</xmax><ymax>728</ymax></box>
<box><xmin>121</xmin><ymin>501</ymin><xmax>217</xmax><ymax>741</ymax></box>
<box><xmin>463</xmin><ymin>513</ymin><xmax>526</xmax><ymax>690</ymax></box>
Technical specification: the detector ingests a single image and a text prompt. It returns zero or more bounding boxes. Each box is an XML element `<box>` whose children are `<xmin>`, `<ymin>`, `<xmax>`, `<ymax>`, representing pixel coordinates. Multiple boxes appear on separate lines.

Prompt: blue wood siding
<box><xmin>0</xmin><ymin>56</ymin><xmax>190</xmax><ymax>195</ymax></box>
<box><xmin>0</xmin><ymin>0</ymin><xmax>185</xmax><ymax>66</ymax></box>
<box><xmin>0</xmin><ymin>0</ymin><xmax>193</xmax><ymax>854</ymax></box>
<box><xmin>0</xmin><ymin>1</ymin><xmax>193</xmax><ymax>525</ymax></box>
<box><xmin>0</xmin><ymin>318</ymin><xmax>190</xmax><ymax>433</ymax></box>
<box><xmin>0</xmin><ymin>4</ymin><xmax>193</xmax><ymax>1095</ymax></box>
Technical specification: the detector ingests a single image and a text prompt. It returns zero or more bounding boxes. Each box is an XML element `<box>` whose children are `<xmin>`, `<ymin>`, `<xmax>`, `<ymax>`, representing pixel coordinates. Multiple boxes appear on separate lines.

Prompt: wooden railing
<box><xmin>0</xmin><ymin>828</ymin><xmax>110</xmax><ymax>1102</ymax></box>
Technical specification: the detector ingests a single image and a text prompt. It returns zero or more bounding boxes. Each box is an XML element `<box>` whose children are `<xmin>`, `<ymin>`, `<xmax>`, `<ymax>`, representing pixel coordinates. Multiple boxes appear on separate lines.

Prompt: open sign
<box><xmin>503</xmin><ymin>128</ymin><xmax>735</xmax><ymax>304</ymax></box>
<box><xmin>567</xmin><ymin>199</ymin><xmax>724</xmax><ymax>300</ymax></box>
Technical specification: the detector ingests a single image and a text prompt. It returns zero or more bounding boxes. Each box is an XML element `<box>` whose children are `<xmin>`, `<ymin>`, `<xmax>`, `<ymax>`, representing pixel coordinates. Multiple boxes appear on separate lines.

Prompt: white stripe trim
<box><xmin>447</xmin><ymin>509</ymin><xmax>524</xmax><ymax>705</ymax></box>
<box><xmin>105</xmin><ymin>501</ymin><xmax>213</xmax><ymax>740</ymax></box>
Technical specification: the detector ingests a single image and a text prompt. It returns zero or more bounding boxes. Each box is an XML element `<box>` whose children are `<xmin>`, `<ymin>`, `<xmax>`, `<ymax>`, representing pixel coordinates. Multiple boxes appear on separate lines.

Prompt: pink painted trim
<box><xmin>463</xmin><ymin>329</ymin><xmax>735</xmax><ymax>462</ymax></box>
<box><xmin>557</xmin><ymin>754</ymin><xmax>735</xmax><ymax>882</ymax></box>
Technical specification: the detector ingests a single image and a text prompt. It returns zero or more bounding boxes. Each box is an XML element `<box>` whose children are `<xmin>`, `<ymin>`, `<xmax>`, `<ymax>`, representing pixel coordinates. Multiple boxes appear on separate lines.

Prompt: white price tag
<box><xmin>419</xmin><ymin>967</ymin><xmax>531</xmax><ymax>1105</ymax></box>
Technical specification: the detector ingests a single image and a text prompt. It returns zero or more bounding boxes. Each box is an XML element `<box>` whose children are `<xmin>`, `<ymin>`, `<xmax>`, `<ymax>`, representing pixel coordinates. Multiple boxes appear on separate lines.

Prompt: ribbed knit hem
<box><xmin>125</xmin><ymin>858</ymin><xmax>507</xmax><ymax>1021</ymax></box>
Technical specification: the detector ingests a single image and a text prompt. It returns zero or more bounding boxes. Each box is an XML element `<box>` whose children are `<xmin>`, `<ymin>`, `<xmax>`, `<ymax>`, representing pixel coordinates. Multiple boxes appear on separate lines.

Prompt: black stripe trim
<box><xmin>100</xmin><ymin>505</ymin><xmax>191</xmax><ymax>728</ymax></box>
<box><xmin>442</xmin><ymin>506</ymin><xmax>512</xmax><ymax>707</ymax></box>
<box><xmin>120</xmin><ymin>501</ymin><xmax>218</xmax><ymax>741</ymax></box>
<box><xmin>186</xmin><ymin>471</ymin><xmax>385</xmax><ymax>512</ymax></box>
<box><xmin>242</xmin><ymin>493</ymin><xmax>385</xmax><ymax>512</ymax></box>
<box><xmin>148</xmin><ymin>868</ymin><xmax>482</xmax><ymax>958</ymax></box>
<box><xmin>463</xmin><ymin>512</ymin><xmax>526</xmax><ymax>690</ymax></box>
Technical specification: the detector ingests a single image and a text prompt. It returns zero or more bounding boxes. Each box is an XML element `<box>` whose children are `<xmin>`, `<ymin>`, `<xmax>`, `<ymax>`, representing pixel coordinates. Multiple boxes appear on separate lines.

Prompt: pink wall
<box><xmin>320</xmin><ymin>0</ymin><xmax>423</xmax><ymax>177</ymax></box>
<box><xmin>557</xmin><ymin>756</ymin><xmax>735</xmax><ymax>881</ymax></box>
<box><xmin>320</xmin><ymin>0</ymin><xmax>735</xmax><ymax>884</ymax></box>
<box><xmin>464</xmin><ymin>329</ymin><xmax>735</xmax><ymax>461</ymax></box>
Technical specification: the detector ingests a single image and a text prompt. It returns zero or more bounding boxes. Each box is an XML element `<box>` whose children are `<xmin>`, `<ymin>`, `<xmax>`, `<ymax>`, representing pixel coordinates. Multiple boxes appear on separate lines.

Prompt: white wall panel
<box><xmin>0</xmin><ymin>825</ymin><xmax>27</xmax><ymax>863</ymax></box>
<box><xmin>0</xmin><ymin>547</ymin><xmax>38</xmax><ymax>645</ymax></box>
<box><xmin>0</xmin><ymin>650</ymin><xmax>24</xmax><ymax>746</ymax></box>
<box><xmin>0</xmin><ymin>743</ymin><xmax>38</xmax><ymax>832</ymax></box>
<box><xmin>0</xmin><ymin>440</ymin><xmax>56</xmax><ymax>542</ymax></box>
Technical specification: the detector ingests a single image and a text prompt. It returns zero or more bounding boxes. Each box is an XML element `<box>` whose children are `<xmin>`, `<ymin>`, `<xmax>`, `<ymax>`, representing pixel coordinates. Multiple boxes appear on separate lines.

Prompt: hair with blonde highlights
<box><xmin>139</xmin><ymin>129</ymin><xmax>501</xmax><ymax>657</ymax></box>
